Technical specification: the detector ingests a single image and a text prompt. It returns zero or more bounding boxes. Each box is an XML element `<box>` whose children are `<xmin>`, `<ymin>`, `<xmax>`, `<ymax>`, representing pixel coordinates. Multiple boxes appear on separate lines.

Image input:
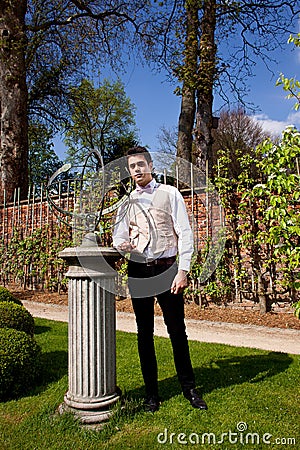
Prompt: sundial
<box><xmin>46</xmin><ymin>149</ymin><xmax>133</xmax><ymax>243</ymax></box>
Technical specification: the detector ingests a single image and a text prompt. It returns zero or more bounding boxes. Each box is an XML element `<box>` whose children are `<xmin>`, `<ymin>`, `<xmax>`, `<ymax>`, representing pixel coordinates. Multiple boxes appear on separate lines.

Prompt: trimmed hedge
<box><xmin>0</xmin><ymin>286</ymin><xmax>23</xmax><ymax>306</ymax></box>
<box><xmin>0</xmin><ymin>328</ymin><xmax>41</xmax><ymax>401</ymax></box>
<box><xmin>0</xmin><ymin>302</ymin><xmax>35</xmax><ymax>336</ymax></box>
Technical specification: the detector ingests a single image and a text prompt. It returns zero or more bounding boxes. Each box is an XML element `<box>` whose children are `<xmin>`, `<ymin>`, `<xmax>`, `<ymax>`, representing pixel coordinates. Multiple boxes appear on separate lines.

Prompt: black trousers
<box><xmin>128</xmin><ymin>259</ymin><xmax>195</xmax><ymax>397</ymax></box>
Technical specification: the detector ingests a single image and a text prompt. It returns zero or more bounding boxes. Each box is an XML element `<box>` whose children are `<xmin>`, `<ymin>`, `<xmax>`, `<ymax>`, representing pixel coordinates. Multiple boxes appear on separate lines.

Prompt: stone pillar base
<box><xmin>59</xmin><ymin>390</ymin><xmax>120</xmax><ymax>425</ymax></box>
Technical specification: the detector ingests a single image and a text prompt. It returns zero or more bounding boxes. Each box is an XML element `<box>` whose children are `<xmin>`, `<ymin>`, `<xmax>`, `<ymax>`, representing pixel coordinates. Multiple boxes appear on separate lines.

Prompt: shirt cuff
<box><xmin>112</xmin><ymin>238</ymin><xmax>125</xmax><ymax>248</ymax></box>
<box><xmin>178</xmin><ymin>258</ymin><xmax>191</xmax><ymax>272</ymax></box>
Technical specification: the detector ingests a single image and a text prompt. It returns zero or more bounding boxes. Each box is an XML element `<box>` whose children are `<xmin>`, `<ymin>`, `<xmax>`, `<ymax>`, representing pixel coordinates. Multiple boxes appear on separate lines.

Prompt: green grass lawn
<box><xmin>0</xmin><ymin>318</ymin><xmax>299</xmax><ymax>449</ymax></box>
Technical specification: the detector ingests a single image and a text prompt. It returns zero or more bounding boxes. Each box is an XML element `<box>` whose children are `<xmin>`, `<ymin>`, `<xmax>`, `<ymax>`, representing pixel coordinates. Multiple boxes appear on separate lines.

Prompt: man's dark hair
<box><xmin>126</xmin><ymin>146</ymin><xmax>152</xmax><ymax>164</ymax></box>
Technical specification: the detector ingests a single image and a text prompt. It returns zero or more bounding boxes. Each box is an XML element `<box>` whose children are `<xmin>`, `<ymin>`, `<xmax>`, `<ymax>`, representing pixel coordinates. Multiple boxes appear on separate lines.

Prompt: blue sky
<box><xmin>54</xmin><ymin>29</ymin><xmax>300</xmax><ymax>160</ymax></box>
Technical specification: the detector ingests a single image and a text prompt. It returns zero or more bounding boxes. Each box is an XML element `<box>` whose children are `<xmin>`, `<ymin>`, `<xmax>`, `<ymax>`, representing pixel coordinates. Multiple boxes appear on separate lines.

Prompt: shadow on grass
<box><xmin>26</xmin><ymin>350</ymin><xmax>68</xmax><ymax>398</ymax></box>
<box><xmin>39</xmin><ymin>350</ymin><xmax>68</xmax><ymax>384</ymax></box>
<box><xmin>126</xmin><ymin>351</ymin><xmax>293</xmax><ymax>402</ymax></box>
<box><xmin>34</xmin><ymin>324</ymin><xmax>52</xmax><ymax>334</ymax></box>
<box><xmin>195</xmin><ymin>352</ymin><xmax>293</xmax><ymax>395</ymax></box>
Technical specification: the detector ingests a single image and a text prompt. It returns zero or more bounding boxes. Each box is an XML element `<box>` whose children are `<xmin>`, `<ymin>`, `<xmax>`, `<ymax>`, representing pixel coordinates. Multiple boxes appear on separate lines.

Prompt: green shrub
<box><xmin>0</xmin><ymin>302</ymin><xmax>35</xmax><ymax>336</ymax></box>
<box><xmin>0</xmin><ymin>328</ymin><xmax>41</xmax><ymax>401</ymax></box>
<box><xmin>0</xmin><ymin>286</ymin><xmax>23</xmax><ymax>306</ymax></box>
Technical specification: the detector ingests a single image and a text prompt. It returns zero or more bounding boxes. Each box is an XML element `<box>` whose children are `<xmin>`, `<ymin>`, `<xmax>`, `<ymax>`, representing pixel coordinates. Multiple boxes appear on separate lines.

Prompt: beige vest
<box><xmin>128</xmin><ymin>184</ymin><xmax>178</xmax><ymax>256</ymax></box>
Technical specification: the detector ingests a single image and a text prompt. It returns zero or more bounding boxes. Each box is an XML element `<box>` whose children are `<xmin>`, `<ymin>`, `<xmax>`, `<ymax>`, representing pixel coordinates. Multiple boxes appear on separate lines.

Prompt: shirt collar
<box><xmin>135</xmin><ymin>178</ymin><xmax>157</xmax><ymax>194</ymax></box>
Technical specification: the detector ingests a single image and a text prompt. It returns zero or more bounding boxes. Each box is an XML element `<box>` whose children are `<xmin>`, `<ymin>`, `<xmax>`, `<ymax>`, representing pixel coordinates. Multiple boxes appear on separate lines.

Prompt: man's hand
<box><xmin>117</xmin><ymin>241</ymin><xmax>136</xmax><ymax>252</ymax></box>
<box><xmin>171</xmin><ymin>269</ymin><xmax>188</xmax><ymax>295</ymax></box>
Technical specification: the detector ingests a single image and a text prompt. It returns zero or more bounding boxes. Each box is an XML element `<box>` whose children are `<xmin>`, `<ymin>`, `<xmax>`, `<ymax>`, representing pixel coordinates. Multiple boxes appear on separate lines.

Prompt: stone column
<box><xmin>59</xmin><ymin>235</ymin><xmax>121</xmax><ymax>425</ymax></box>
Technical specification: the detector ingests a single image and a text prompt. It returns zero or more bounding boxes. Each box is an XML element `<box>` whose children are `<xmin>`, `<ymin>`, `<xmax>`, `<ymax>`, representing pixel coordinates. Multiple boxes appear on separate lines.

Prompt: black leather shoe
<box><xmin>144</xmin><ymin>395</ymin><xmax>160</xmax><ymax>412</ymax></box>
<box><xmin>184</xmin><ymin>389</ymin><xmax>208</xmax><ymax>410</ymax></box>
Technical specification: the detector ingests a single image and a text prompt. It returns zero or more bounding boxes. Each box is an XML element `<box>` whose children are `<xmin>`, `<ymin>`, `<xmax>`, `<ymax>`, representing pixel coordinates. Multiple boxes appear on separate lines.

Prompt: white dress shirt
<box><xmin>113</xmin><ymin>179</ymin><xmax>194</xmax><ymax>272</ymax></box>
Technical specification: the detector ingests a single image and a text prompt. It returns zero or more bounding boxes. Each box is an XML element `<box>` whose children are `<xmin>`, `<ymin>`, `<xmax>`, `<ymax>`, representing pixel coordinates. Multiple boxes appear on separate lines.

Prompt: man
<box><xmin>113</xmin><ymin>146</ymin><xmax>207</xmax><ymax>412</ymax></box>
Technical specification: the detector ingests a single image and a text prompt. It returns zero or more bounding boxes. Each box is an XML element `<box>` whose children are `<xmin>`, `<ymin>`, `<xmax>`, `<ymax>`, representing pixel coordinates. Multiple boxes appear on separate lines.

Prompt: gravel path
<box><xmin>23</xmin><ymin>300</ymin><xmax>300</xmax><ymax>355</ymax></box>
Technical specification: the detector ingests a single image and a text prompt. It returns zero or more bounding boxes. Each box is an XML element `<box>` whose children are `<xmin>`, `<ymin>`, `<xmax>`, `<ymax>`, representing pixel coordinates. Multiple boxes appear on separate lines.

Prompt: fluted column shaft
<box><xmin>59</xmin><ymin>243</ymin><xmax>120</xmax><ymax>424</ymax></box>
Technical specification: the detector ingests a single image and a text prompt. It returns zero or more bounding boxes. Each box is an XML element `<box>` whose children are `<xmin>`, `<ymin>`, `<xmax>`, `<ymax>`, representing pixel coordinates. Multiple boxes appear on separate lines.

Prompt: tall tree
<box><xmin>194</xmin><ymin>0</ymin><xmax>216</xmax><ymax>176</ymax></box>
<box><xmin>64</xmin><ymin>79</ymin><xmax>138</xmax><ymax>166</ymax></box>
<box><xmin>176</xmin><ymin>0</ymin><xmax>198</xmax><ymax>163</ymax></box>
<box><xmin>0</xmin><ymin>1</ymin><xmax>28</xmax><ymax>202</ymax></box>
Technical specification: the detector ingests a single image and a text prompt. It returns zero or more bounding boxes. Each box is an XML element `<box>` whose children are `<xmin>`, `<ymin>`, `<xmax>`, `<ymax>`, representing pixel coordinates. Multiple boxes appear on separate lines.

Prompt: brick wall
<box><xmin>0</xmin><ymin>189</ymin><xmax>216</xmax><ymax>245</ymax></box>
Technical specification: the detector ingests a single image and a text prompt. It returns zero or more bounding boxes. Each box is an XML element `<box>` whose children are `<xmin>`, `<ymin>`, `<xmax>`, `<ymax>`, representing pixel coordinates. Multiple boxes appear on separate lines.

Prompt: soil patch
<box><xmin>7</xmin><ymin>283</ymin><xmax>300</xmax><ymax>330</ymax></box>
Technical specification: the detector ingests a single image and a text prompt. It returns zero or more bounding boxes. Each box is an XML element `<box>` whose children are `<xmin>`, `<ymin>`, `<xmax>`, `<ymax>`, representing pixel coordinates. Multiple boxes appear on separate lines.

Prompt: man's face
<box><xmin>128</xmin><ymin>154</ymin><xmax>153</xmax><ymax>187</ymax></box>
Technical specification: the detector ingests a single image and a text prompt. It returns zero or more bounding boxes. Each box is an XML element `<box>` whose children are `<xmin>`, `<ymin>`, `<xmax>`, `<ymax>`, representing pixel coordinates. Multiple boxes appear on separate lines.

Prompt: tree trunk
<box><xmin>194</xmin><ymin>0</ymin><xmax>216</xmax><ymax>178</ymax></box>
<box><xmin>176</xmin><ymin>0</ymin><xmax>198</xmax><ymax>164</ymax></box>
<box><xmin>177</xmin><ymin>86</ymin><xmax>195</xmax><ymax>163</ymax></box>
<box><xmin>0</xmin><ymin>0</ymin><xmax>28</xmax><ymax>203</ymax></box>
<box><xmin>257</xmin><ymin>272</ymin><xmax>271</xmax><ymax>314</ymax></box>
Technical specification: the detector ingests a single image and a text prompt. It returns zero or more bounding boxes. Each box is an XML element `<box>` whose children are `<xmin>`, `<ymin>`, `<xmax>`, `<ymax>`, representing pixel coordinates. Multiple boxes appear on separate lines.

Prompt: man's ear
<box><xmin>149</xmin><ymin>161</ymin><xmax>153</xmax><ymax>172</ymax></box>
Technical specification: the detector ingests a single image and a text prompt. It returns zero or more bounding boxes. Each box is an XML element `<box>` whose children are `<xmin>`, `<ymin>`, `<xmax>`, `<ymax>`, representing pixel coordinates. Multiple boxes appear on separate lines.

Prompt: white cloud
<box><xmin>287</xmin><ymin>110</ymin><xmax>300</xmax><ymax>126</ymax></box>
<box><xmin>253</xmin><ymin>111</ymin><xmax>300</xmax><ymax>136</ymax></box>
<box><xmin>253</xmin><ymin>114</ymin><xmax>292</xmax><ymax>136</ymax></box>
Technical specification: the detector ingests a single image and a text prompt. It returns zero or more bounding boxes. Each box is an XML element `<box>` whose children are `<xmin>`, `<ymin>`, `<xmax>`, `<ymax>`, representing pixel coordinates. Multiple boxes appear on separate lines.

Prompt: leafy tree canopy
<box><xmin>64</xmin><ymin>78</ymin><xmax>138</xmax><ymax>165</ymax></box>
<box><xmin>28</xmin><ymin>122</ymin><xmax>62</xmax><ymax>186</ymax></box>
